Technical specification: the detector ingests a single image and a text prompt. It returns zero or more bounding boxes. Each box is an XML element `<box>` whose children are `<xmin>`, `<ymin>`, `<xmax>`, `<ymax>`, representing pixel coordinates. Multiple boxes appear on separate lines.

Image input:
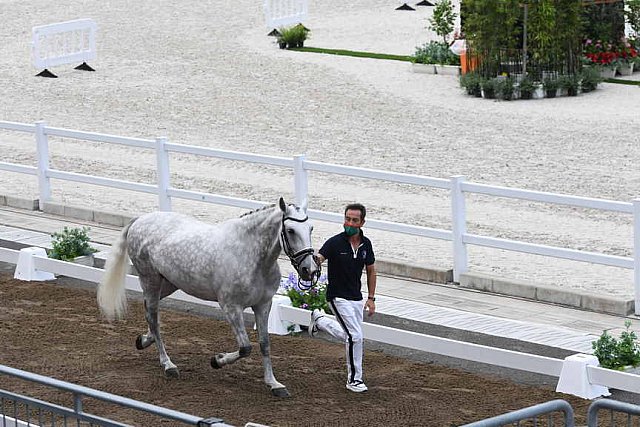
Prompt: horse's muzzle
<box><xmin>297</xmin><ymin>255</ymin><xmax>319</xmax><ymax>282</ymax></box>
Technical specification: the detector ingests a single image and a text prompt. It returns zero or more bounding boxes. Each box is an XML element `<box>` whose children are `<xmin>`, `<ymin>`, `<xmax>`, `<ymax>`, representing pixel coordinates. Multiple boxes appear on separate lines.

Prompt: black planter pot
<box><xmin>567</xmin><ymin>88</ymin><xmax>578</xmax><ymax>97</ymax></box>
<box><xmin>520</xmin><ymin>91</ymin><xmax>533</xmax><ymax>100</ymax></box>
<box><xmin>545</xmin><ymin>90</ymin><xmax>557</xmax><ymax>98</ymax></box>
<box><xmin>278</xmin><ymin>42</ymin><xmax>286</xmax><ymax>49</ymax></box>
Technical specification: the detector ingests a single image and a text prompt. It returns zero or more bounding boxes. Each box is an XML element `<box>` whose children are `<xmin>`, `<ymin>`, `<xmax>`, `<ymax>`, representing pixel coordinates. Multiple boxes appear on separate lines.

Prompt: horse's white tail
<box><xmin>97</xmin><ymin>219</ymin><xmax>135</xmax><ymax>321</ymax></box>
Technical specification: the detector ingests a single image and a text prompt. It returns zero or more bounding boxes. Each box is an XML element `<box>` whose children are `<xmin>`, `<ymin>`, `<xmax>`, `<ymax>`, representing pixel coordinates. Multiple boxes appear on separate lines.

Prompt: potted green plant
<box><xmin>48</xmin><ymin>226</ymin><xmax>98</xmax><ymax>266</ymax></box>
<box><xmin>412</xmin><ymin>41</ymin><xmax>460</xmax><ymax>74</ymax></box>
<box><xmin>559</xmin><ymin>74</ymin><xmax>580</xmax><ymax>97</ymax></box>
<box><xmin>277</xmin><ymin>24</ymin><xmax>309</xmax><ymax>49</ymax></box>
<box><xmin>592</xmin><ymin>320</ymin><xmax>640</xmax><ymax>372</ymax></box>
<box><xmin>412</xmin><ymin>42</ymin><xmax>437</xmax><ymax>74</ymax></box>
<box><xmin>498</xmin><ymin>77</ymin><xmax>515</xmax><ymax>101</ymax></box>
<box><xmin>459</xmin><ymin>72</ymin><xmax>481</xmax><ymax>96</ymax></box>
<box><xmin>480</xmin><ymin>77</ymin><xmax>498</xmax><ymax>99</ymax></box>
<box><xmin>580</xmin><ymin>66</ymin><xmax>603</xmax><ymax>92</ymax></box>
<box><xmin>518</xmin><ymin>75</ymin><xmax>536</xmax><ymax>100</ymax></box>
<box><xmin>542</xmin><ymin>77</ymin><xmax>559</xmax><ymax>98</ymax></box>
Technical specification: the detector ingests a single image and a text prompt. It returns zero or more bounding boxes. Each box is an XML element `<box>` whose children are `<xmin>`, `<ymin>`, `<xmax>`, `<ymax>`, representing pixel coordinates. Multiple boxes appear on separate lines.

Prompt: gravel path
<box><xmin>1</xmin><ymin>0</ymin><xmax>639</xmax><ymax>297</ymax></box>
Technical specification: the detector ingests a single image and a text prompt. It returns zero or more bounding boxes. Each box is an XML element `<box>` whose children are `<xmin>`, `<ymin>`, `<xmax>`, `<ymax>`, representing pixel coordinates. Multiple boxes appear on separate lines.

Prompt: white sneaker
<box><xmin>346</xmin><ymin>380</ymin><xmax>368</xmax><ymax>393</ymax></box>
<box><xmin>308</xmin><ymin>309</ymin><xmax>324</xmax><ymax>337</ymax></box>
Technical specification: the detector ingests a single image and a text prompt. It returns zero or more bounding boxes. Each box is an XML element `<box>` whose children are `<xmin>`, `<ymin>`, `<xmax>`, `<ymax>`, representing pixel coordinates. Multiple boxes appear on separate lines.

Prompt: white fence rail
<box><xmin>0</xmin><ymin>246</ymin><xmax>638</xmax><ymax>397</ymax></box>
<box><xmin>263</xmin><ymin>0</ymin><xmax>308</xmax><ymax>30</ymax></box>
<box><xmin>0</xmin><ymin>120</ymin><xmax>639</xmax><ymax>313</ymax></box>
<box><xmin>31</xmin><ymin>19</ymin><xmax>97</xmax><ymax>71</ymax></box>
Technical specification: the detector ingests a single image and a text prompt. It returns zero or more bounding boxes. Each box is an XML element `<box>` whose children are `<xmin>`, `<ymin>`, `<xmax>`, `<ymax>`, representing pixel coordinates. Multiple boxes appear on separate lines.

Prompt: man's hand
<box><xmin>365</xmin><ymin>299</ymin><xmax>376</xmax><ymax>316</ymax></box>
<box><xmin>313</xmin><ymin>253</ymin><xmax>325</xmax><ymax>266</ymax></box>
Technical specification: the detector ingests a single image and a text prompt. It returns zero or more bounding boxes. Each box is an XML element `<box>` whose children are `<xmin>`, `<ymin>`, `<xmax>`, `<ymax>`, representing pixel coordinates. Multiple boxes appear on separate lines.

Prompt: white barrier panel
<box><xmin>263</xmin><ymin>0</ymin><xmax>308</xmax><ymax>30</ymax></box>
<box><xmin>31</xmin><ymin>19</ymin><xmax>97</xmax><ymax>71</ymax></box>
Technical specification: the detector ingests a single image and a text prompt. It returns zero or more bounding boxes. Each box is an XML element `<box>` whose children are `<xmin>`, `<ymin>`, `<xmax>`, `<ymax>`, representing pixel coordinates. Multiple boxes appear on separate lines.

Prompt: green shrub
<box><xmin>413</xmin><ymin>41</ymin><xmax>460</xmax><ymax>65</ymax></box>
<box><xmin>277</xmin><ymin>24</ymin><xmax>309</xmax><ymax>49</ymax></box>
<box><xmin>459</xmin><ymin>72</ymin><xmax>481</xmax><ymax>96</ymax></box>
<box><xmin>592</xmin><ymin>321</ymin><xmax>640</xmax><ymax>370</ymax></box>
<box><xmin>498</xmin><ymin>77</ymin><xmax>515</xmax><ymax>100</ymax></box>
<box><xmin>580</xmin><ymin>66</ymin><xmax>603</xmax><ymax>92</ymax></box>
<box><xmin>543</xmin><ymin>77</ymin><xmax>559</xmax><ymax>97</ymax></box>
<box><xmin>480</xmin><ymin>77</ymin><xmax>498</xmax><ymax>99</ymax></box>
<box><xmin>49</xmin><ymin>226</ymin><xmax>97</xmax><ymax>261</ymax></box>
<box><xmin>518</xmin><ymin>75</ymin><xmax>537</xmax><ymax>99</ymax></box>
<box><xmin>559</xmin><ymin>74</ymin><xmax>580</xmax><ymax>96</ymax></box>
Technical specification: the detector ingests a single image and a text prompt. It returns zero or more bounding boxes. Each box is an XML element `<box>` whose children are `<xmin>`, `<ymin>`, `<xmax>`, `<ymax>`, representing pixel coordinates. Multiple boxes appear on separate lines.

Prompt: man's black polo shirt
<box><xmin>318</xmin><ymin>231</ymin><xmax>375</xmax><ymax>301</ymax></box>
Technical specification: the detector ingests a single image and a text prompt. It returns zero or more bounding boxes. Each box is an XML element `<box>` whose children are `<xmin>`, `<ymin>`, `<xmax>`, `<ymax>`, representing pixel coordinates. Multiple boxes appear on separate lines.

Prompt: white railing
<box><xmin>0</xmin><ymin>120</ymin><xmax>639</xmax><ymax>313</ymax></box>
<box><xmin>31</xmin><ymin>19</ymin><xmax>97</xmax><ymax>72</ymax></box>
<box><xmin>1</xmin><ymin>245</ymin><xmax>638</xmax><ymax>397</ymax></box>
<box><xmin>263</xmin><ymin>0</ymin><xmax>308</xmax><ymax>30</ymax></box>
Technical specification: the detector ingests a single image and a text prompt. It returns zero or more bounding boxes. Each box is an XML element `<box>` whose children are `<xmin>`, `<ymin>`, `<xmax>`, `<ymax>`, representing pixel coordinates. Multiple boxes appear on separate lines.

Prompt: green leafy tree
<box><xmin>430</xmin><ymin>0</ymin><xmax>457</xmax><ymax>44</ymax></box>
<box><xmin>627</xmin><ymin>0</ymin><xmax>640</xmax><ymax>38</ymax></box>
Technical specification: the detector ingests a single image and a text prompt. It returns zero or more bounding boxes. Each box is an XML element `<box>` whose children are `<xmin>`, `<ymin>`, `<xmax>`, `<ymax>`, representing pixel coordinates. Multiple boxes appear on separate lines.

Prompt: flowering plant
<box><xmin>583</xmin><ymin>39</ymin><xmax>618</xmax><ymax>65</ymax></box>
<box><xmin>583</xmin><ymin>38</ymin><xmax>638</xmax><ymax>66</ymax></box>
<box><xmin>279</xmin><ymin>272</ymin><xmax>330</xmax><ymax>313</ymax></box>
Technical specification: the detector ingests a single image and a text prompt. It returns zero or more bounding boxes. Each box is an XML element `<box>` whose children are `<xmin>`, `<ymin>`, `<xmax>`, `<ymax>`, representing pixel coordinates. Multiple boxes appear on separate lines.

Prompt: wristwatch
<box><xmin>367</xmin><ymin>296</ymin><xmax>376</xmax><ymax>301</ymax></box>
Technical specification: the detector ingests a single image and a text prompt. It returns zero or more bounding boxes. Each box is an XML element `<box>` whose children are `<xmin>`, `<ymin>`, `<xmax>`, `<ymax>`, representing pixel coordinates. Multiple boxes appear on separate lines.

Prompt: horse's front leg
<box><xmin>210</xmin><ymin>304</ymin><xmax>251</xmax><ymax>369</ymax></box>
<box><xmin>254</xmin><ymin>300</ymin><xmax>289</xmax><ymax>398</ymax></box>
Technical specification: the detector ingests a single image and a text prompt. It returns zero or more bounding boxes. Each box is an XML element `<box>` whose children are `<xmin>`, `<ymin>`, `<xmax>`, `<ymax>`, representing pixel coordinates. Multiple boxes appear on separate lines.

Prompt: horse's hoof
<box><xmin>164</xmin><ymin>367</ymin><xmax>180</xmax><ymax>378</ymax></box>
<box><xmin>271</xmin><ymin>387</ymin><xmax>290</xmax><ymax>398</ymax></box>
<box><xmin>210</xmin><ymin>355</ymin><xmax>223</xmax><ymax>369</ymax></box>
<box><xmin>135</xmin><ymin>335</ymin><xmax>145</xmax><ymax>350</ymax></box>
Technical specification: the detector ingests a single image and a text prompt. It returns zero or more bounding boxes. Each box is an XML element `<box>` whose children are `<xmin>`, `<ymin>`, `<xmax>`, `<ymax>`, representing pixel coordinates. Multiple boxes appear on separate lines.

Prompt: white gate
<box><xmin>31</xmin><ymin>19</ymin><xmax>97</xmax><ymax>76</ymax></box>
<box><xmin>263</xmin><ymin>0</ymin><xmax>308</xmax><ymax>30</ymax></box>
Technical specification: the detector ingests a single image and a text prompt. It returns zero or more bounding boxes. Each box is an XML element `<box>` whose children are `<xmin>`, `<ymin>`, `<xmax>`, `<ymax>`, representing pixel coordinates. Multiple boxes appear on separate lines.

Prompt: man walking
<box><xmin>309</xmin><ymin>203</ymin><xmax>377</xmax><ymax>393</ymax></box>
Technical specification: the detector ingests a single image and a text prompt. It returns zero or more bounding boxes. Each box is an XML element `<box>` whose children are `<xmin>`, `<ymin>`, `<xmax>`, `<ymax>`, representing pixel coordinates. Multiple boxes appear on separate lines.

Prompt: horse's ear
<box><xmin>279</xmin><ymin>197</ymin><xmax>287</xmax><ymax>212</ymax></box>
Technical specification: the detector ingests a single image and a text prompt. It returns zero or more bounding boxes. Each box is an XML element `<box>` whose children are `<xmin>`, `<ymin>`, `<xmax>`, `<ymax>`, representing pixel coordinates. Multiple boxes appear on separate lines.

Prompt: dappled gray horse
<box><xmin>97</xmin><ymin>197</ymin><xmax>318</xmax><ymax>397</ymax></box>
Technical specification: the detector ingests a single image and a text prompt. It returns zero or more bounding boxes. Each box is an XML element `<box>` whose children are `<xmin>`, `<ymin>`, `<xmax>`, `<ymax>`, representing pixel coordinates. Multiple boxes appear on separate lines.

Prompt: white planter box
<box><xmin>435</xmin><ymin>64</ymin><xmax>461</xmax><ymax>76</ymax></box>
<box><xmin>411</xmin><ymin>63</ymin><xmax>436</xmax><ymax>74</ymax></box>
<box><xmin>72</xmin><ymin>254</ymin><xmax>95</xmax><ymax>267</ymax></box>
<box><xmin>617</xmin><ymin>63</ymin><xmax>634</xmax><ymax>76</ymax></box>
<box><xmin>600</xmin><ymin>66</ymin><xmax>617</xmax><ymax>79</ymax></box>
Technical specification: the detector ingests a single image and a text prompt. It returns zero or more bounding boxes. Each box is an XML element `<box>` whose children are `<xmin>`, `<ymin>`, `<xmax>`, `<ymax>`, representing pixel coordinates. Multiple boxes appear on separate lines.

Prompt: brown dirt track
<box><xmin>0</xmin><ymin>271</ymin><xmax>594</xmax><ymax>426</ymax></box>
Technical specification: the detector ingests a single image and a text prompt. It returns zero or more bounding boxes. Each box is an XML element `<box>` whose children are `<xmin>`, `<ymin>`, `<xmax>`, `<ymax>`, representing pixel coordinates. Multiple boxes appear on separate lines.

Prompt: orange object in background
<box><xmin>460</xmin><ymin>51</ymin><xmax>478</xmax><ymax>74</ymax></box>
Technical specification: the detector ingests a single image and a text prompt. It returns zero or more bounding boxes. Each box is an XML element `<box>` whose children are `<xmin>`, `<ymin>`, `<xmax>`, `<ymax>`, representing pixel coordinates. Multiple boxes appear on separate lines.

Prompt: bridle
<box><xmin>280</xmin><ymin>213</ymin><xmax>320</xmax><ymax>290</ymax></box>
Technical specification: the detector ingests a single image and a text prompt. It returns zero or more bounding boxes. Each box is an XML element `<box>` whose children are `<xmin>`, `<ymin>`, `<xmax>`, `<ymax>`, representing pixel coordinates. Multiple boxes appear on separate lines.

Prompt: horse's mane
<box><xmin>239</xmin><ymin>204</ymin><xmax>276</xmax><ymax>219</ymax></box>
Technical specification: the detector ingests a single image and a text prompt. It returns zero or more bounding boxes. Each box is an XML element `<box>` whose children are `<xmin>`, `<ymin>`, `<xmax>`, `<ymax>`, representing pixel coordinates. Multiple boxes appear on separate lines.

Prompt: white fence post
<box><xmin>293</xmin><ymin>155</ymin><xmax>308</xmax><ymax>207</ymax></box>
<box><xmin>155</xmin><ymin>137</ymin><xmax>172</xmax><ymax>211</ymax></box>
<box><xmin>451</xmin><ymin>175</ymin><xmax>468</xmax><ymax>282</ymax></box>
<box><xmin>634</xmin><ymin>198</ymin><xmax>640</xmax><ymax>315</ymax></box>
<box><xmin>35</xmin><ymin>121</ymin><xmax>51</xmax><ymax>204</ymax></box>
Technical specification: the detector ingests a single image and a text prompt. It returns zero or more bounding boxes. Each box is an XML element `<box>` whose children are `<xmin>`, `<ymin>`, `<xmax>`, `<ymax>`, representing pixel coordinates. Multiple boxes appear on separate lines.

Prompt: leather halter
<box><xmin>280</xmin><ymin>213</ymin><xmax>320</xmax><ymax>289</ymax></box>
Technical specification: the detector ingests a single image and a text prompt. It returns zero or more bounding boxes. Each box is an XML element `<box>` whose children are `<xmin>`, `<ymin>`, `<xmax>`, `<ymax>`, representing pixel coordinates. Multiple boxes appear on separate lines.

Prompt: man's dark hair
<box><xmin>345</xmin><ymin>203</ymin><xmax>366</xmax><ymax>221</ymax></box>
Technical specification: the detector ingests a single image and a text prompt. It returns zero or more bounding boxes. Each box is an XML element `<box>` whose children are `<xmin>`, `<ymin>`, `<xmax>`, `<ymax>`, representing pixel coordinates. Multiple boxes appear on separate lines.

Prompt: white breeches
<box><xmin>316</xmin><ymin>298</ymin><xmax>365</xmax><ymax>383</ymax></box>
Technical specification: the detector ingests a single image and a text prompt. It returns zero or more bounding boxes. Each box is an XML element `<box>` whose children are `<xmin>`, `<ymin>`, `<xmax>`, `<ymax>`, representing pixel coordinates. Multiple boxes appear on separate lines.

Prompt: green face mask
<box><xmin>344</xmin><ymin>225</ymin><xmax>359</xmax><ymax>236</ymax></box>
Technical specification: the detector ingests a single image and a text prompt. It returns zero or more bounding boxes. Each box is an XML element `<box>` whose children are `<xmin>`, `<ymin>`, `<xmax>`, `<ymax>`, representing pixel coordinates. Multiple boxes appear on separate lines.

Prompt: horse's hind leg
<box><xmin>210</xmin><ymin>304</ymin><xmax>251</xmax><ymax>369</ymax></box>
<box><xmin>254</xmin><ymin>300</ymin><xmax>289</xmax><ymax>397</ymax></box>
<box><xmin>140</xmin><ymin>276</ymin><xmax>179</xmax><ymax>378</ymax></box>
<box><xmin>136</xmin><ymin>279</ymin><xmax>177</xmax><ymax>351</ymax></box>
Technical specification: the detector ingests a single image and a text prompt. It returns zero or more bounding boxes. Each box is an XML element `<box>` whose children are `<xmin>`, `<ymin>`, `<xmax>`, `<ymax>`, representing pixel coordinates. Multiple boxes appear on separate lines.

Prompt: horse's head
<box><xmin>278</xmin><ymin>197</ymin><xmax>319</xmax><ymax>283</ymax></box>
